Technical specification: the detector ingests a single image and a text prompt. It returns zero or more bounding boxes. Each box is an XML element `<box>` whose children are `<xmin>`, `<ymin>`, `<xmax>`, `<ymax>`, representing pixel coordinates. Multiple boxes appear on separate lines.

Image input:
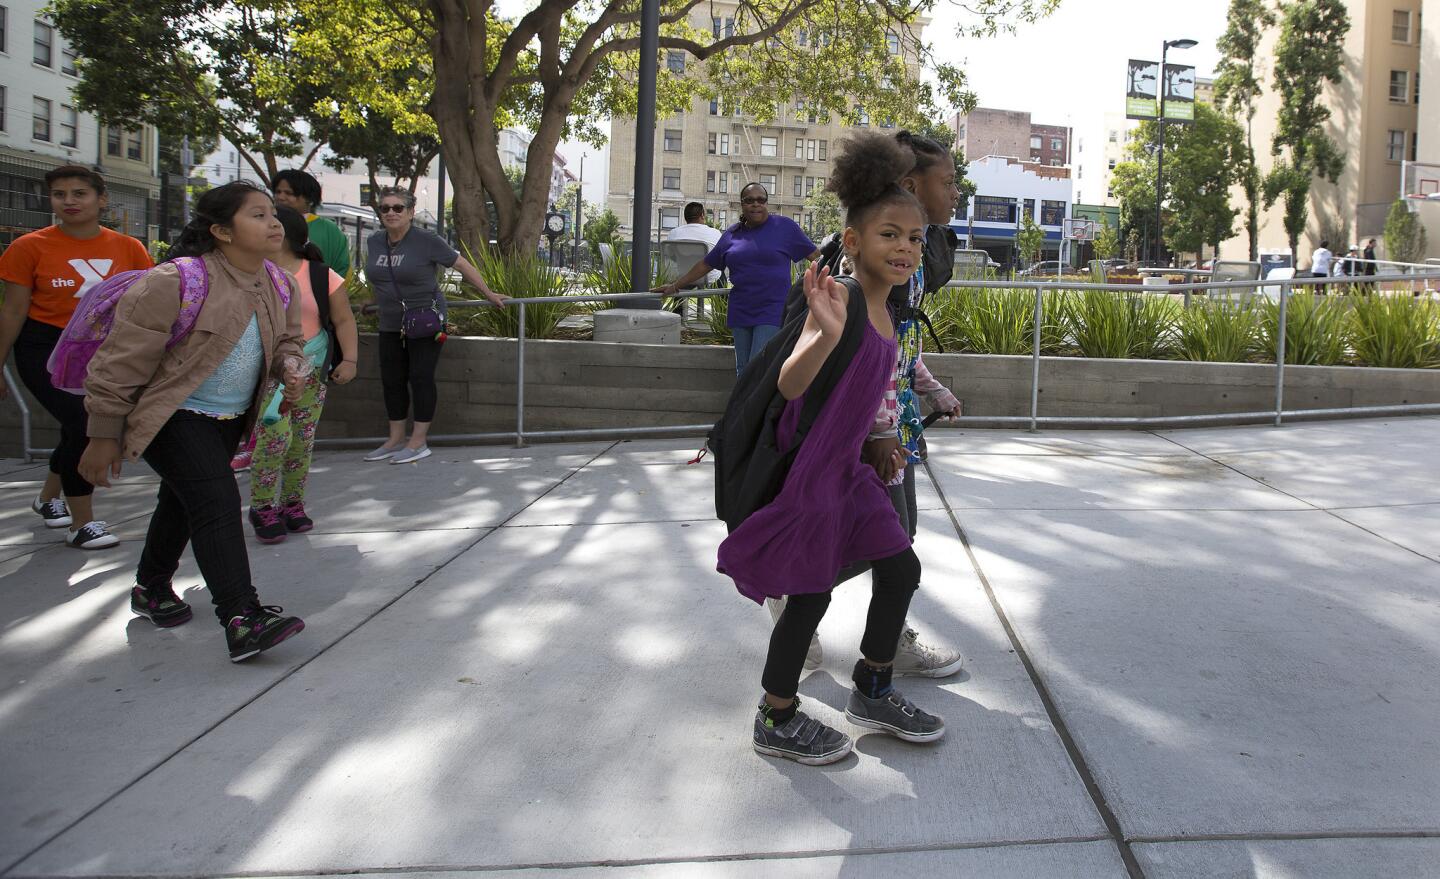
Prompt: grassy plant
<box><xmin>1070</xmin><ymin>290</ymin><xmax>1177</xmax><ymax>359</ymax></box>
<box><xmin>1175</xmin><ymin>299</ymin><xmax>1260</xmax><ymax>362</ymax></box>
<box><xmin>1258</xmin><ymin>293</ymin><xmax>1350</xmax><ymax>365</ymax></box>
<box><xmin>454</xmin><ymin>246</ymin><xmax>577</xmax><ymax>339</ymax></box>
<box><xmin>1348</xmin><ymin>295</ymin><xmax>1440</xmax><ymax>368</ymax></box>
<box><xmin>579</xmin><ymin>256</ymin><xmax>674</xmax><ymax>312</ymax></box>
<box><xmin>953</xmin><ymin>288</ymin><xmax>1036</xmax><ymax>355</ymax></box>
<box><xmin>690</xmin><ymin>291</ymin><xmax>733</xmax><ymax>345</ymax></box>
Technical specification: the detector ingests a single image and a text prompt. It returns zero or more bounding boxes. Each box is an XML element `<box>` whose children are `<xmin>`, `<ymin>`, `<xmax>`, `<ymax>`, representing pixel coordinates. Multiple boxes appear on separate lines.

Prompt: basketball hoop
<box><xmin>1064</xmin><ymin>218</ymin><xmax>1097</xmax><ymax>241</ymax></box>
<box><xmin>1400</xmin><ymin>160</ymin><xmax>1440</xmax><ymax>213</ymax></box>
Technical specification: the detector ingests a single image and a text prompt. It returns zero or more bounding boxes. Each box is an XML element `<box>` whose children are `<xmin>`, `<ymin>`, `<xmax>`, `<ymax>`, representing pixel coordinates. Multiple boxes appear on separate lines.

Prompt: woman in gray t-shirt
<box><xmin>362</xmin><ymin>187</ymin><xmax>507</xmax><ymax>465</ymax></box>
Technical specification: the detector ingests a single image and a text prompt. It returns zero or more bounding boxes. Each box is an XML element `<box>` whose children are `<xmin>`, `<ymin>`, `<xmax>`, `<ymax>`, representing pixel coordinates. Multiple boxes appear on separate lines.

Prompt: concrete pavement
<box><xmin>1</xmin><ymin>417</ymin><xmax>1437</xmax><ymax>878</ymax></box>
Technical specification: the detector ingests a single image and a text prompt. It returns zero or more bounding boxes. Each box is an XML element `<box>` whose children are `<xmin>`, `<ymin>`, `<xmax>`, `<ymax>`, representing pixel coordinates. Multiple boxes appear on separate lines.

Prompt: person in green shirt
<box><xmin>271</xmin><ymin>170</ymin><xmax>351</xmax><ymax>278</ymax></box>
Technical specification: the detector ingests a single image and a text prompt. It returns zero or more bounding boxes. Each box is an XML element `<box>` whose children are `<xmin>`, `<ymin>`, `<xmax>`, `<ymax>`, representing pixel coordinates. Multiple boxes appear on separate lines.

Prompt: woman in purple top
<box><xmin>717</xmin><ymin>132</ymin><xmax>946</xmax><ymax>766</ymax></box>
<box><xmin>657</xmin><ymin>183</ymin><xmax>818</xmax><ymax>374</ymax></box>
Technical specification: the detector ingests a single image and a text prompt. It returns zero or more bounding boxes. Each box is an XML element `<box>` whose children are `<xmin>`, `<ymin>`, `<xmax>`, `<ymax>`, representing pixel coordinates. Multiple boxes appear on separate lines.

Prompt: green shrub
<box><xmin>455</xmin><ymin>247</ymin><xmax>577</xmax><ymax>339</ymax></box>
<box><xmin>949</xmin><ymin>288</ymin><xmax>1037</xmax><ymax>355</ymax></box>
<box><xmin>1349</xmin><ymin>295</ymin><xmax>1440</xmax><ymax>368</ymax></box>
<box><xmin>691</xmin><ymin>291</ymin><xmax>733</xmax><ymax>345</ymax></box>
<box><xmin>1071</xmin><ymin>290</ymin><xmax>1177</xmax><ymax>359</ymax></box>
<box><xmin>1258</xmin><ymin>293</ymin><xmax>1350</xmax><ymax>365</ymax></box>
<box><xmin>1176</xmin><ymin>299</ymin><xmax>1260</xmax><ymax>362</ymax></box>
<box><xmin>579</xmin><ymin>255</ymin><xmax>674</xmax><ymax>312</ymax></box>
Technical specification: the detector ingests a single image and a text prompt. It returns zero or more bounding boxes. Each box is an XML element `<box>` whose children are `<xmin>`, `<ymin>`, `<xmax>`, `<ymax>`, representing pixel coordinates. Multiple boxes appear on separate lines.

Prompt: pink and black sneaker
<box><xmin>248</xmin><ymin>506</ymin><xmax>287</xmax><ymax>544</ymax></box>
<box><xmin>226</xmin><ymin>605</ymin><xmax>304</xmax><ymax>662</ymax></box>
<box><xmin>130</xmin><ymin>584</ymin><xmax>193</xmax><ymax>628</ymax></box>
<box><xmin>281</xmin><ymin>501</ymin><xmax>313</xmax><ymax>532</ymax></box>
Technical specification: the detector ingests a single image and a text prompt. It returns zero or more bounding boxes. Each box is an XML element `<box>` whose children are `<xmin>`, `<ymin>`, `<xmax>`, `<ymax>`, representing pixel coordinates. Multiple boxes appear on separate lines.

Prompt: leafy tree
<box><xmin>1264</xmin><ymin>0</ymin><xmax>1350</xmax><ymax>256</ymax></box>
<box><xmin>1384</xmin><ymin>200</ymin><xmax>1429</xmax><ymax>264</ymax></box>
<box><xmin>323</xmin><ymin>113</ymin><xmax>440</xmax><ymax>206</ymax></box>
<box><xmin>1016</xmin><ymin>214</ymin><xmax>1045</xmax><ymax>267</ymax></box>
<box><xmin>417</xmin><ymin>0</ymin><xmax>1057</xmax><ymax>257</ymax></box>
<box><xmin>1094</xmin><ymin>216</ymin><xmax>1119</xmax><ymax>260</ymax></box>
<box><xmin>50</xmin><ymin>0</ymin><xmax>320</xmax><ymax>180</ymax></box>
<box><xmin>1215</xmin><ymin>0</ymin><xmax>1277</xmax><ymax>261</ymax></box>
<box><xmin>584</xmin><ymin>207</ymin><xmax>623</xmax><ymax>258</ymax></box>
<box><xmin>803</xmin><ymin>189</ymin><xmax>842</xmax><ymax>240</ymax></box>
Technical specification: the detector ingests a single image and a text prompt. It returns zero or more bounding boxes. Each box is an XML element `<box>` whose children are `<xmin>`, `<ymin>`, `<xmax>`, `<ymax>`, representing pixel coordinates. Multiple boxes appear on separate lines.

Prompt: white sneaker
<box><xmin>389</xmin><ymin>445</ymin><xmax>432</xmax><ymax>465</ymax></box>
<box><xmin>65</xmin><ymin>521</ymin><xmax>119</xmax><ymax>550</ymax></box>
<box><xmin>766</xmin><ymin>597</ymin><xmax>823</xmax><ymax>670</ymax></box>
<box><xmin>363</xmin><ymin>443</ymin><xmax>404</xmax><ymax>462</ymax></box>
<box><xmin>891</xmin><ymin>625</ymin><xmax>964</xmax><ymax>678</ymax></box>
<box><xmin>32</xmin><ymin>497</ymin><xmax>72</xmax><ymax>528</ymax></box>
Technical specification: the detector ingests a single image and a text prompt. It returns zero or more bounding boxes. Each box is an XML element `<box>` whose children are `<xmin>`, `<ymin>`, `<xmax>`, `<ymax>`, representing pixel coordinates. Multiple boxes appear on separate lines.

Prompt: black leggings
<box><xmin>378</xmin><ymin>331</ymin><xmax>442</xmax><ymax>423</ymax></box>
<box><xmin>13</xmin><ymin>319</ymin><xmax>94</xmax><ymax>497</ymax></box>
<box><xmin>761</xmin><ymin>547</ymin><xmax>921</xmax><ymax>699</ymax></box>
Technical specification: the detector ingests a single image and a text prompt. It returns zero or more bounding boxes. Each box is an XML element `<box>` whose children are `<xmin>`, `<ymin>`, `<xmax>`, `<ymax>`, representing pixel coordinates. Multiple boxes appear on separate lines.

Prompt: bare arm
<box><xmin>452</xmin><ymin>255</ymin><xmax>508</xmax><ymax>308</ymax></box>
<box><xmin>0</xmin><ymin>283</ymin><xmax>33</xmax><ymax>400</ymax></box>
<box><xmin>777</xmin><ymin>264</ymin><xmax>846</xmax><ymax>400</ymax></box>
<box><xmin>328</xmin><ymin>282</ymin><xmax>360</xmax><ymax>384</ymax></box>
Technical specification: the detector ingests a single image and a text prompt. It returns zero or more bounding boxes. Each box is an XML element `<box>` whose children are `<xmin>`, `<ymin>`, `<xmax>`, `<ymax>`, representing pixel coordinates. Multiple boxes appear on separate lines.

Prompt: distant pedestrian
<box><xmin>665</xmin><ymin>202</ymin><xmax>723</xmax><ymax>287</ymax></box>
<box><xmin>362</xmin><ymin>187</ymin><xmax>507</xmax><ymax>465</ymax></box>
<box><xmin>78</xmin><ymin>181</ymin><xmax>309</xmax><ymax>662</ymax></box>
<box><xmin>655</xmin><ymin>184</ymin><xmax>819</xmax><ymax>374</ymax></box>
<box><xmin>1361</xmin><ymin>238</ymin><xmax>1378</xmax><ymax>293</ymax></box>
<box><xmin>0</xmin><ymin>165</ymin><xmax>152</xmax><ymax>549</ymax></box>
<box><xmin>1310</xmin><ymin>239</ymin><xmax>1333</xmax><ymax>290</ymax></box>
<box><xmin>271</xmin><ymin>170</ymin><xmax>351</xmax><ymax>279</ymax></box>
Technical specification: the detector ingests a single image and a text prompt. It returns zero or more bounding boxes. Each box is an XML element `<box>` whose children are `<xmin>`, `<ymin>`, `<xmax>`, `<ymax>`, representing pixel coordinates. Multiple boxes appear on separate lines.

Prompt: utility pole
<box><xmin>629</xmin><ymin>0</ymin><xmax>660</xmax><ymax>300</ymax></box>
<box><xmin>1154</xmin><ymin>38</ymin><xmax>1197</xmax><ymax>265</ymax></box>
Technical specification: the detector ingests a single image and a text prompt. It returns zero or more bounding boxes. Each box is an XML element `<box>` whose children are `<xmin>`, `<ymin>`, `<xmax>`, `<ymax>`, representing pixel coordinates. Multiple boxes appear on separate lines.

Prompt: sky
<box><xmin>559</xmin><ymin>0</ymin><xmax>1235</xmax><ymax>206</ymax></box>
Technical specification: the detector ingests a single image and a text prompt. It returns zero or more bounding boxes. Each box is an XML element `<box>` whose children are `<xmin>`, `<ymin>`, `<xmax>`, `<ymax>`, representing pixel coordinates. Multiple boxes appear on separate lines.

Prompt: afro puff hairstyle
<box><xmin>827</xmin><ymin>130</ymin><xmax>924</xmax><ymax>229</ymax></box>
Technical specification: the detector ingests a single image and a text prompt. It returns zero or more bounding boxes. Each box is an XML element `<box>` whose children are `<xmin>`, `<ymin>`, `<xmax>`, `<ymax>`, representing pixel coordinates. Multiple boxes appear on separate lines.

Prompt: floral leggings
<box><xmin>249</xmin><ymin>367</ymin><xmax>327</xmax><ymax>509</ymax></box>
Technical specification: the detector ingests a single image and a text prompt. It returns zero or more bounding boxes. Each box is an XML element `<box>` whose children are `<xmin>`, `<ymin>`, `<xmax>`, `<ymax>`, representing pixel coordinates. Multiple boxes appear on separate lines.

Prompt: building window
<box><xmin>1030</xmin><ymin>135</ymin><xmax>1042</xmax><ymax>150</ymax></box>
<box><xmin>793</xmin><ymin>175</ymin><xmax>803</xmax><ymax>197</ymax></box>
<box><xmin>60</xmin><ymin>104</ymin><xmax>77</xmax><ymax>147</ymax></box>
<box><xmin>885</xmin><ymin>32</ymin><xmax>900</xmax><ymax>55</ymax></box>
<box><xmin>856</xmin><ymin>106</ymin><xmax>868</xmax><ymax>127</ymax></box>
<box><xmin>0</xmin><ymin>6</ymin><xmax>8</xmax><ymax>54</ymax></box>
<box><xmin>818</xmin><ymin>140</ymin><xmax>827</xmax><ymax>161</ymax></box>
<box><xmin>706</xmin><ymin>170</ymin><xmax>716</xmax><ymax>193</ymax></box>
<box><xmin>0</xmin><ymin>87</ymin><xmax>5</xmax><ymax>133</ymax></box>
<box><xmin>760</xmin><ymin>135</ymin><xmax>777</xmax><ymax>157</ymax></box>
<box><xmin>709</xmin><ymin>98</ymin><xmax>719</xmax><ymax>115</ymax></box>
<box><xmin>879</xmin><ymin>117</ymin><xmax>894</xmax><ymax>129</ymax></box>
<box><xmin>662</xmin><ymin>167</ymin><xmax>681</xmax><ymax>190</ymax></box>
<box><xmin>32</xmin><ymin>96</ymin><xmax>51</xmax><ymax>141</ymax></box>
<box><xmin>1108</xmin><ymin>159</ymin><xmax>1117</xmax><ymax>170</ymax></box>
<box><xmin>711</xmin><ymin>17</ymin><xmax>734</xmax><ymax>39</ymax></box>
<box><xmin>1108</xmin><ymin>130</ymin><xmax>1118</xmax><ymax>143</ymax></box>
<box><xmin>660</xmin><ymin>207</ymin><xmax>681</xmax><ymax>231</ymax></box>
<box><xmin>1041</xmin><ymin>200</ymin><xmax>1066</xmax><ymax>226</ymax></box>
<box><xmin>1023</xmin><ymin>198</ymin><xmax>1035</xmax><ymax>221</ymax></box>
<box><xmin>718</xmin><ymin>172</ymin><xmax>728</xmax><ymax>193</ymax></box>
<box><xmin>760</xmin><ymin>173</ymin><xmax>776</xmax><ymax>191</ymax></box>
<box><xmin>1389</xmin><ymin>70</ymin><xmax>1409</xmax><ymax>102</ymax></box>
<box><xmin>1393</xmin><ymin>9</ymin><xmax>1412</xmax><ymax>42</ymax></box>
<box><xmin>61</xmin><ymin>43</ymin><xmax>78</xmax><ymax>76</ymax></box>
<box><xmin>127</xmin><ymin>129</ymin><xmax>143</xmax><ymax>160</ymax></box>
<box><xmin>1387</xmin><ymin>129</ymin><xmax>1406</xmax><ymax>161</ymax></box>
<box><xmin>717</xmin><ymin>209</ymin><xmax>728</xmax><ymax>226</ymax></box>
<box><xmin>795</xmin><ymin>137</ymin><xmax>804</xmax><ymax>159</ymax></box>
<box><xmin>1051</xmin><ymin>137</ymin><xmax>1062</xmax><ymax>151</ymax></box>
<box><xmin>719</xmin><ymin>133</ymin><xmax>729</xmax><ymax>155</ymax></box>
<box><xmin>974</xmin><ymin>195</ymin><xmax>1016</xmax><ymax>224</ymax></box>
<box><xmin>34</xmin><ymin>19</ymin><xmax>52</xmax><ymax>66</ymax></box>
<box><xmin>1415</xmin><ymin>71</ymin><xmax>1421</xmax><ymax>105</ymax></box>
<box><xmin>708</xmin><ymin>132</ymin><xmax>717</xmax><ymax>154</ymax></box>
<box><xmin>666</xmin><ymin>51</ymin><xmax>685</xmax><ymax>72</ymax></box>
<box><xmin>107</xmin><ymin>125</ymin><xmax>122</xmax><ymax>156</ymax></box>
<box><xmin>1411</xmin><ymin>131</ymin><xmax>1419</xmax><ymax>162</ymax></box>
<box><xmin>806</xmin><ymin>139</ymin><xmax>817</xmax><ymax>161</ymax></box>
<box><xmin>805</xmin><ymin>176</ymin><xmax>815</xmax><ymax>196</ymax></box>
<box><xmin>817</xmin><ymin>176</ymin><xmax>826</xmax><ymax>191</ymax></box>
<box><xmin>663</xmin><ymin>129</ymin><xmax>682</xmax><ymax>151</ymax></box>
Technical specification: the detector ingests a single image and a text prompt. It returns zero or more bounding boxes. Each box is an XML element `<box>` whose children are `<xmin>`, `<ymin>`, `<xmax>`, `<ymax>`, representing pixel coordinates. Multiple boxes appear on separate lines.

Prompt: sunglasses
<box><xmin>377</xmin><ymin>204</ymin><xmax>408</xmax><ymax>214</ymax></box>
<box><xmin>741</xmin><ymin>196</ymin><xmax>768</xmax><ymax>205</ymax></box>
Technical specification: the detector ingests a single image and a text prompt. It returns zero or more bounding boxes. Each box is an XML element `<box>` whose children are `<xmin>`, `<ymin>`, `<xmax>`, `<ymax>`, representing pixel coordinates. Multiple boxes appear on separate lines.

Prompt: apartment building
<box><xmin>0</xmin><ymin>0</ymin><xmax>161</xmax><ymax>249</ymax></box>
<box><xmin>949</xmin><ymin>108</ymin><xmax>1072</xmax><ymax>168</ymax></box>
<box><xmin>606</xmin><ymin>5</ymin><xmax>925</xmax><ymax>241</ymax></box>
<box><xmin>957</xmin><ymin>155</ymin><xmax>1073</xmax><ymax>266</ymax></box>
<box><xmin>1073</xmin><ymin>113</ymin><xmax>1139</xmax><ymax>208</ymax></box>
<box><xmin>1221</xmin><ymin>0</ymin><xmax>1434</xmax><ymax>258</ymax></box>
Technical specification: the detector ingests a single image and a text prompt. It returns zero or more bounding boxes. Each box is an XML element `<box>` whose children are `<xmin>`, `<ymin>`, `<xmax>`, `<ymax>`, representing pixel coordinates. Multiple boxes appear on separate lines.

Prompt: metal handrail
<box><xmin>9</xmin><ymin>272</ymin><xmax>1440</xmax><ymax>459</ymax></box>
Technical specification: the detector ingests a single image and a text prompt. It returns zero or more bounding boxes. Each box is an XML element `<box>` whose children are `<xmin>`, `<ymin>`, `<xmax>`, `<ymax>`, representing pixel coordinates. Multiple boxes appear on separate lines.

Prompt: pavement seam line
<box><xmin>1149</xmin><ymin>431</ymin><xmax>1440</xmax><ymax>566</ymax></box>
<box><xmin>922</xmin><ymin>459</ymin><xmax>1147</xmax><ymax>879</ymax></box>
<box><xmin>1</xmin><ymin>835</ymin><xmax>1117</xmax><ymax>879</ymax></box>
<box><xmin>1128</xmin><ymin>829</ymin><xmax>1440</xmax><ymax>844</ymax></box>
<box><xmin>0</xmin><ymin>441</ymin><xmax>622</xmax><ymax>879</ymax></box>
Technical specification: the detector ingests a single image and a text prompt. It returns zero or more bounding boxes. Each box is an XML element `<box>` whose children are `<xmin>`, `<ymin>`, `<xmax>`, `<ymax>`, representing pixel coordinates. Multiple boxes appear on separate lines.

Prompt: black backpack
<box><xmin>707</xmin><ymin>276</ymin><xmax>868</xmax><ymax>532</ymax></box>
<box><xmin>307</xmin><ymin>260</ymin><xmax>344</xmax><ymax>373</ymax></box>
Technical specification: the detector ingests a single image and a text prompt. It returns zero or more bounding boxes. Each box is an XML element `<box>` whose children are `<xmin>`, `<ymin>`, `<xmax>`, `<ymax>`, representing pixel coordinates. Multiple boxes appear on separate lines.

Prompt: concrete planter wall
<box><xmin>6</xmin><ymin>335</ymin><xmax>1440</xmax><ymax>455</ymax></box>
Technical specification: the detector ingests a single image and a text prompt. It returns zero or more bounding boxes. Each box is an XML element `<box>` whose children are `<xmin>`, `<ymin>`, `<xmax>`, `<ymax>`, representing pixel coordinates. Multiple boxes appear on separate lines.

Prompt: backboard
<box><xmin>1064</xmin><ymin>217</ymin><xmax>1097</xmax><ymax>241</ymax></box>
<box><xmin>1401</xmin><ymin>160</ymin><xmax>1440</xmax><ymax>212</ymax></box>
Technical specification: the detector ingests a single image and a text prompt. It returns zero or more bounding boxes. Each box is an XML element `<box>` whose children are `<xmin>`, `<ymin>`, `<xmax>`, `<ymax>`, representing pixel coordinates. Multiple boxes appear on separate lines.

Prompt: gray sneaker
<box><xmin>389</xmin><ymin>445</ymin><xmax>432</xmax><ymax>465</ymax></box>
<box><xmin>765</xmin><ymin>596</ymin><xmax>823</xmax><ymax>670</ymax></box>
<box><xmin>845</xmin><ymin>687</ymin><xmax>946</xmax><ymax>743</ymax></box>
<box><xmin>363</xmin><ymin>443</ymin><xmax>403</xmax><ymax>462</ymax></box>
<box><xmin>891</xmin><ymin>625</ymin><xmax>964</xmax><ymax>678</ymax></box>
<box><xmin>753</xmin><ymin>699</ymin><xmax>853</xmax><ymax>765</ymax></box>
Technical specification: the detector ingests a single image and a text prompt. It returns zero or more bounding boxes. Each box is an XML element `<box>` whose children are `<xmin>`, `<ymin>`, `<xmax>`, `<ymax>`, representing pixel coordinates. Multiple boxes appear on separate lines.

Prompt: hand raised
<box><xmin>803</xmin><ymin>262</ymin><xmax>847</xmax><ymax>339</ymax></box>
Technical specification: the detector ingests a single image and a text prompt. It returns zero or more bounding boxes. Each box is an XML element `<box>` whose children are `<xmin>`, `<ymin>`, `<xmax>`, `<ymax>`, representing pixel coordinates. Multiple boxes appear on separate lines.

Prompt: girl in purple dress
<box><xmin>717</xmin><ymin>132</ymin><xmax>946</xmax><ymax>765</ymax></box>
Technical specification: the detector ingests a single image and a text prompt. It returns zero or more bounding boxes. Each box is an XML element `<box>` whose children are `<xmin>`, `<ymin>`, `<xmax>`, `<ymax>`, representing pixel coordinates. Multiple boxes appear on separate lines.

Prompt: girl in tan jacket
<box><xmin>78</xmin><ymin>182</ymin><xmax>311</xmax><ymax>663</ymax></box>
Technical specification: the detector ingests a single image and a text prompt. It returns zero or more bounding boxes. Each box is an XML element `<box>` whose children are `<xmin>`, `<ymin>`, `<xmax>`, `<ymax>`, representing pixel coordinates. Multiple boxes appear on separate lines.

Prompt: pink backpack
<box><xmin>47</xmin><ymin>256</ymin><xmax>291</xmax><ymax>395</ymax></box>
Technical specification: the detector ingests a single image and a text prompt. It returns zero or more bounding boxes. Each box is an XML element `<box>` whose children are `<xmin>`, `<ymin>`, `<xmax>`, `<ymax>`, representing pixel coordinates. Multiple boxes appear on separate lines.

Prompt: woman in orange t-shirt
<box><xmin>0</xmin><ymin>165</ymin><xmax>153</xmax><ymax>549</ymax></box>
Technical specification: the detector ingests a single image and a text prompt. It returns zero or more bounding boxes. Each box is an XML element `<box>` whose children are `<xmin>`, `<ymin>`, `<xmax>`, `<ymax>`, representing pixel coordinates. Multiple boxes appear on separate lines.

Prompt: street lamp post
<box><xmin>1154</xmin><ymin>38</ymin><xmax>1197</xmax><ymax>265</ymax></box>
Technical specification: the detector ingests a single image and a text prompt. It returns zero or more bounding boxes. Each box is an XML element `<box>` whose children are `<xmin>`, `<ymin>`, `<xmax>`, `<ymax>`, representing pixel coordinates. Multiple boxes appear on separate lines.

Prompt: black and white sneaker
<box><xmin>65</xmin><ymin>521</ymin><xmax>119</xmax><ymax>550</ymax></box>
<box><xmin>752</xmin><ymin>698</ymin><xmax>853</xmax><ymax>765</ymax></box>
<box><xmin>32</xmin><ymin>497</ymin><xmax>72</xmax><ymax>528</ymax></box>
<box><xmin>845</xmin><ymin>687</ymin><xmax>946</xmax><ymax>743</ymax></box>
